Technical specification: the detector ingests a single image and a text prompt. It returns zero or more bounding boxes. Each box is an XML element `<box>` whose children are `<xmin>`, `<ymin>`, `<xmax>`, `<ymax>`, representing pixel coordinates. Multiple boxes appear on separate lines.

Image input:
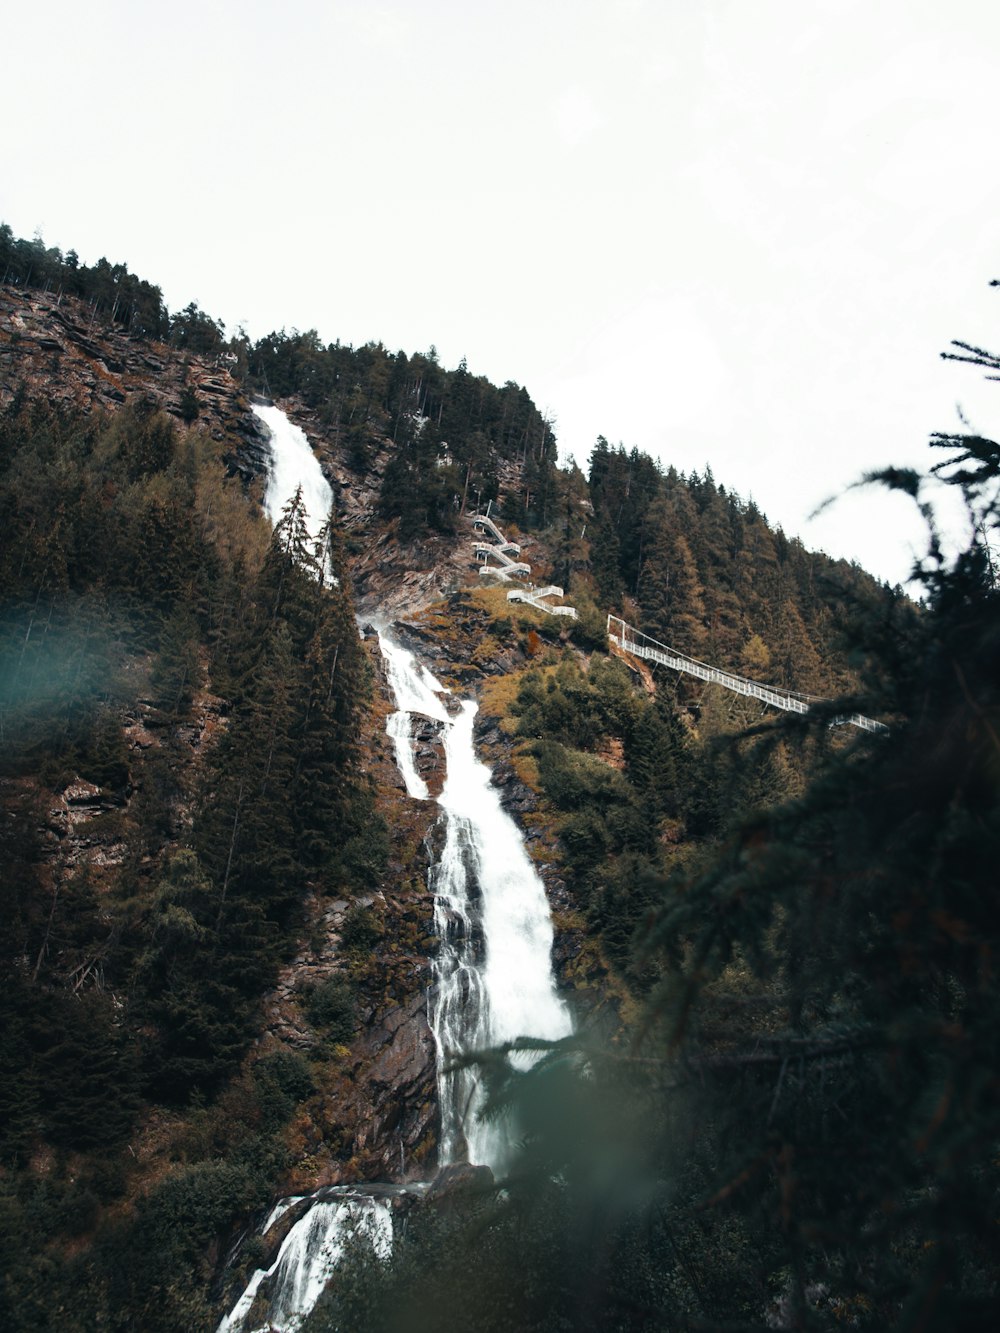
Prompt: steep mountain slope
<box><xmin>0</xmin><ymin>230</ymin><xmax>930</xmax><ymax>1331</ymax></box>
<box><xmin>0</xmin><ymin>270</ymin><xmax>579</xmax><ymax>1329</ymax></box>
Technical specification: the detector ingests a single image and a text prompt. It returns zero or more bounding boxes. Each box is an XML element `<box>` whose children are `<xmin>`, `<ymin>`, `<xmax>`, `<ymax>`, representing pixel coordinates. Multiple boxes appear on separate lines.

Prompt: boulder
<box><xmin>425</xmin><ymin>1161</ymin><xmax>495</xmax><ymax>1200</ymax></box>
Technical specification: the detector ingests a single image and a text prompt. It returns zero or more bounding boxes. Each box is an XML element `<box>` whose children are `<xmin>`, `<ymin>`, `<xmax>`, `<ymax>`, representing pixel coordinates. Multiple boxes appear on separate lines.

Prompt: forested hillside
<box><xmin>0</xmin><ymin>224</ymin><xmax>559</xmax><ymax>538</ymax></box>
<box><xmin>1</xmin><ymin>225</ymin><xmax>995</xmax><ymax>1331</ymax></box>
<box><xmin>249</xmin><ymin>330</ymin><xmax>558</xmax><ymax>536</ymax></box>
<box><xmin>1</xmin><ymin>222</ymin><xmax>221</xmax><ymax>348</ymax></box>
<box><xmin>0</xmin><ymin>383</ymin><xmax>390</xmax><ymax>1324</ymax></box>
<box><xmin>0</xmin><ymin>229</ymin><xmax>569</xmax><ymax>1328</ymax></box>
<box><xmin>302</xmin><ymin>377</ymin><xmax>999</xmax><ymax>1333</ymax></box>
<box><xmin>585</xmin><ymin>437</ymin><xmax>901</xmax><ymax>693</ymax></box>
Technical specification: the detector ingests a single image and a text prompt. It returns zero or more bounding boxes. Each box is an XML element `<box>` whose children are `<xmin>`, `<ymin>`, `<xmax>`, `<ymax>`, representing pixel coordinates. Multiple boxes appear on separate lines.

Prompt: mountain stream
<box><xmin>218</xmin><ymin>406</ymin><xmax>571</xmax><ymax>1331</ymax></box>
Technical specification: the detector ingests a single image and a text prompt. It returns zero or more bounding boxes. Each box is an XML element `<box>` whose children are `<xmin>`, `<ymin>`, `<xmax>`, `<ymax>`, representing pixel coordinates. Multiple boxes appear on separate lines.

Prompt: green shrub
<box><xmin>252</xmin><ymin>1050</ymin><xmax>314</xmax><ymax>1129</ymax></box>
<box><xmin>253</xmin><ymin>1049</ymin><xmax>314</xmax><ymax>1103</ymax></box>
<box><xmin>339</xmin><ymin>904</ymin><xmax>383</xmax><ymax>956</ymax></box>
<box><xmin>307</xmin><ymin>975</ymin><xmax>356</xmax><ymax>1043</ymax></box>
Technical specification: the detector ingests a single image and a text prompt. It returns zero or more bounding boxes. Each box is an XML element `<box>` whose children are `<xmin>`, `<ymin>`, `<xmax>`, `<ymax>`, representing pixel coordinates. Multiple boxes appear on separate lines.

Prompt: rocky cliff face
<box><xmin>0</xmin><ymin>287</ymin><xmax>271</xmax><ymax>470</ymax></box>
<box><xmin>0</xmin><ymin>287</ymin><xmax>532</xmax><ymax>627</ymax></box>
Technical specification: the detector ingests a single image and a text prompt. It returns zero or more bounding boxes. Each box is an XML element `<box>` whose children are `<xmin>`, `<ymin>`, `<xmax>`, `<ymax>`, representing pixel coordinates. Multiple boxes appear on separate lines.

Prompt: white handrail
<box><xmin>607</xmin><ymin>615</ymin><xmax>887</xmax><ymax>733</ymax></box>
<box><xmin>471</xmin><ymin>514</ymin><xmax>577</xmax><ymax>618</ymax></box>
<box><xmin>509</xmin><ymin>588</ymin><xmax>578</xmax><ymax>619</ymax></box>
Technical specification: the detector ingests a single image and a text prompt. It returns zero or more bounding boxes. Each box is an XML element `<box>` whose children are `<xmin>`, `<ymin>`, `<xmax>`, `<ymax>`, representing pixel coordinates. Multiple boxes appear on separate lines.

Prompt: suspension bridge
<box><xmin>607</xmin><ymin>616</ymin><xmax>887</xmax><ymax>733</ymax></box>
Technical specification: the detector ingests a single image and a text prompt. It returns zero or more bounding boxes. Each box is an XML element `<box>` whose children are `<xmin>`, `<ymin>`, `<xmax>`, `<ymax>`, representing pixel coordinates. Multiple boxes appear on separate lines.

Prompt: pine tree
<box><xmin>151</xmin><ymin>605</ymin><xmax>201</xmax><ymax>717</ymax></box>
<box><xmin>640</xmin><ymin>522</ymin><xmax>708</xmax><ymax>654</ymax></box>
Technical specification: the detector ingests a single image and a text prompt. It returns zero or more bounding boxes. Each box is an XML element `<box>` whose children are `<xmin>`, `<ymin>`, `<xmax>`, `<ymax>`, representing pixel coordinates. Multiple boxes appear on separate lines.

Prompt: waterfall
<box><xmin>252</xmin><ymin>402</ymin><xmax>335</xmax><ymax>578</ymax></box>
<box><xmin>378</xmin><ymin>631</ymin><xmax>572</xmax><ymax>1172</ymax></box>
<box><xmin>379</xmin><ymin>632</ymin><xmax>449</xmax><ymax>799</ymax></box>
<box><xmin>218</xmin><ymin>407</ymin><xmax>571</xmax><ymax>1329</ymax></box>
<box><xmin>218</xmin><ymin>1193</ymin><xmax>392</xmax><ymax>1333</ymax></box>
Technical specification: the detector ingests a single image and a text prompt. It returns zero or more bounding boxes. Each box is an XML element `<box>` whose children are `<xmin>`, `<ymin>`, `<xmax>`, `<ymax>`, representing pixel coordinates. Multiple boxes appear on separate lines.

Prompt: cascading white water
<box><xmin>218</xmin><ymin>406</ymin><xmax>367</xmax><ymax>1333</ymax></box>
<box><xmin>218</xmin><ymin>1195</ymin><xmax>392</xmax><ymax>1333</ymax></box>
<box><xmin>252</xmin><ymin>402</ymin><xmax>335</xmax><ymax>578</ymax></box>
<box><xmin>379</xmin><ymin>634</ymin><xmax>449</xmax><ymax>799</ymax></box>
<box><xmin>378</xmin><ymin>631</ymin><xmax>572</xmax><ymax>1172</ymax></box>
<box><xmin>219</xmin><ymin>409</ymin><xmax>571</xmax><ymax>1330</ymax></box>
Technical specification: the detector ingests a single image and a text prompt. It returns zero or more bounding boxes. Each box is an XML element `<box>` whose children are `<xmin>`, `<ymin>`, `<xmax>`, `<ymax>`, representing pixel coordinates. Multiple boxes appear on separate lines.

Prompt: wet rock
<box><xmin>410</xmin><ymin>715</ymin><xmax>446</xmax><ymax>796</ymax></box>
<box><xmin>318</xmin><ymin>988</ymin><xmax>439</xmax><ymax>1181</ymax></box>
<box><xmin>365</xmin><ymin>991</ymin><xmax>436</xmax><ymax>1094</ymax></box>
<box><xmin>425</xmin><ymin>1161</ymin><xmax>495</xmax><ymax>1199</ymax></box>
<box><xmin>225</xmin><ymin>400</ymin><xmax>273</xmax><ymax>482</ymax></box>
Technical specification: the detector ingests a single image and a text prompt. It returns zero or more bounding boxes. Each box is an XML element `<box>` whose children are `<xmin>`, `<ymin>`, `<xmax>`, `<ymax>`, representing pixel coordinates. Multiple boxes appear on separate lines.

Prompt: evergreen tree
<box><xmin>151</xmin><ymin>605</ymin><xmax>201</xmax><ymax>717</ymax></box>
<box><xmin>640</xmin><ymin>523</ymin><xmax>708</xmax><ymax>653</ymax></box>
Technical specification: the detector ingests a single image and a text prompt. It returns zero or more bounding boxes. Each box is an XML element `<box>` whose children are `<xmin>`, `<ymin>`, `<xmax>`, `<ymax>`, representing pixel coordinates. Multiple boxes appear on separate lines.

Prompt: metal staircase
<box><xmin>508</xmin><ymin>585</ymin><xmax>578</xmax><ymax>618</ymax></box>
<box><xmin>471</xmin><ymin>513</ymin><xmax>577</xmax><ymax>619</ymax></box>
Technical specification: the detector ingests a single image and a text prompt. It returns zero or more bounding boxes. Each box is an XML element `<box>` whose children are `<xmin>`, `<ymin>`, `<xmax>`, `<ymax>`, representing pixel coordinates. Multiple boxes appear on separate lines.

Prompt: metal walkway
<box><xmin>607</xmin><ymin>616</ymin><xmax>887</xmax><ymax>733</ymax></box>
<box><xmin>508</xmin><ymin>584</ymin><xmax>578</xmax><ymax>618</ymax></box>
<box><xmin>472</xmin><ymin>514</ymin><xmax>530</xmax><ymax>579</ymax></box>
<box><xmin>471</xmin><ymin>513</ymin><xmax>578</xmax><ymax>619</ymax></box>
<box><xmin>472</xmin><ymin>540</ymin><xmax>531</xmax><ymax>578</ymax></box>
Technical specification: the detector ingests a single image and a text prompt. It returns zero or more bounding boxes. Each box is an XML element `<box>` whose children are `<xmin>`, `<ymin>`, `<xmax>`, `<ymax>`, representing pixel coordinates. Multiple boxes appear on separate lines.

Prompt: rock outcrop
<box><xmin>0</xmin><ymin>287</ymin><xmax>268</xmax><ymax>479</ymax></box>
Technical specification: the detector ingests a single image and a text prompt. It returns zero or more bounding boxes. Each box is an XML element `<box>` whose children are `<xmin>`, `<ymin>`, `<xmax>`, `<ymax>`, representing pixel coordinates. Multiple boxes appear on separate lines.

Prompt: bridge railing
<box><xmin>509</xmin><ymin>588</ymin><xmax>578</xmax><ymax>619</ymax></box>
<box><xmin>608</xmin><ymin>615</ymin><xmax>886</xmax><ymax>733</ymax></box>
<box><xmin>471</xmin><ymin>513</ymin><xmax>577</xmax><ymax>617</ymax></box>
<box><xmin>472</xmin><ymin>514</ymin><xmax>508</xmax><ymax>544</ymax></box>
<box><xmin>479</xmin><ymin>561</ymin><xmax>531</xmax><ymax>578</ymax></box>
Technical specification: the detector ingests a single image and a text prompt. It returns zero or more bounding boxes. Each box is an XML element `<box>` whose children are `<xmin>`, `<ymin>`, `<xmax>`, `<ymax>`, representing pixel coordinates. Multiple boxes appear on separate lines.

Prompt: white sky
<box><xmin>5</xmin><ymin>0</ymin><xmax>1000</xmax><ymax>586</ymax></box>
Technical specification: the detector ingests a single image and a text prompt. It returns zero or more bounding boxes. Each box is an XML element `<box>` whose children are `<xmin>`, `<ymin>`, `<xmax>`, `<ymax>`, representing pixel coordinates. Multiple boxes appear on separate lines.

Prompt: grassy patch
<box><xmin>478</xmin><ymin>671</ymin><xmax>525</xmax><ymax>726</ymax></box>
<box><xmin>510</xmin><ymin>743</ymin><xmax>542</xmax><ymax>791</ymax></box>
<box><xmin>465</xmin><ymin>584</ymin><xmax>554</xmax><ymax>632</ymax></box>
<box><xmin>479</xmin><ymin>663</ymin><xmax>560</xmax><ymax>731</ymax></box>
